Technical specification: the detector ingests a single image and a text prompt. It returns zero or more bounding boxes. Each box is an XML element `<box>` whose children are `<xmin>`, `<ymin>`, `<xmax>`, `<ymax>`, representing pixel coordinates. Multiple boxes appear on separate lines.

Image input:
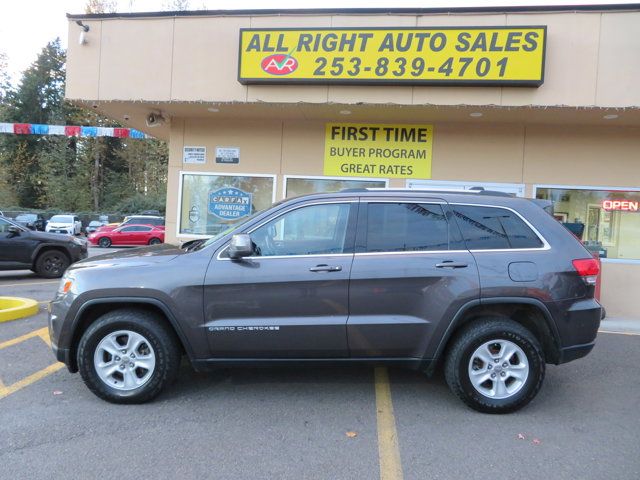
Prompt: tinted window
<box><xmin>251</xmin><ymin>203</ymin><xmax>351</xmax><ymax>256</ymax></box>
<box><xmin>365</xmin><ymin>203</ymin><xmax>448</xmax><ymax>252</ymax></box>
<box><xmin>453</xmin><ymin>205</ymin><xmax>543</xmax><ymax>250</ymax></box>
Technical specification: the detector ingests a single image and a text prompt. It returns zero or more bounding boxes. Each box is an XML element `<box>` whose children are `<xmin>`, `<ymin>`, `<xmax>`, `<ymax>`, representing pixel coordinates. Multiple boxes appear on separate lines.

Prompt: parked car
<box><xmin>85</xmin><ymin>220</ymin><xmax>104</xmax><ymax>235</ymax></box>
<box><xmin>45</xmin><ymin>214</ymin><xmax>82</xmax><ymax>235</ymax></box>
<box><xmin>0</xmin><ymin>216</ymin><xmax>87</xmax><ymax>278</ymax></box>
<box><xmin>49</xmin><ymin>189</ymin><xmax>602</xmax><ymax>411</ymax></box>
<box><xmin>14</xmin><ymin>213</ymin><xmax>46</xmax><ymax>231</ymax></box>
<box><xmin>96</xmin><ymin>215</ymin><xmax>165</xmax><ymax>233</ymax></box>
<box><xmin>87</xmin><ymin>224</ymin><xmax>165</xmax><ymax>247</ymax></box>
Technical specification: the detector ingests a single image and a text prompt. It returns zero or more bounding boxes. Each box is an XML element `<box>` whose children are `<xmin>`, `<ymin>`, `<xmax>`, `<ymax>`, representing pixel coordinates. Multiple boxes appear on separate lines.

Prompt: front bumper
<box><xmin>48</xmin><ymin>293</ymin><xmax>78</xmax><ymax>372</ymax></box>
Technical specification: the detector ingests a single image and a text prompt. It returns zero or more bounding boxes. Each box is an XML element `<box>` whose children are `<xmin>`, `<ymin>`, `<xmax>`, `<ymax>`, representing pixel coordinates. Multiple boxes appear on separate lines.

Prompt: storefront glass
<box><xmin>179</xmin><ymin>173</ymin><xmax>275</xmax><ymax>236</ymax></box>
<box><xmin>536</xmin><ymin>187</ymin><xmax>640</xmax><ymax>260</ymax></box>
<box><xmin>285</xmin><ymin>177</ymin><xmax>386</xmax><ymax>198</ymax></box>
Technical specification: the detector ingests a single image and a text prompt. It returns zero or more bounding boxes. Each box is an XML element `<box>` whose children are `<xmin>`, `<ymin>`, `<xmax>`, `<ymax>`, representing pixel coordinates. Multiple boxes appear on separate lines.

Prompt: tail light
<box><xmin>572</xmin><ymin>258</ymin><xmax>600</xmax><ymax>285</ymax></box>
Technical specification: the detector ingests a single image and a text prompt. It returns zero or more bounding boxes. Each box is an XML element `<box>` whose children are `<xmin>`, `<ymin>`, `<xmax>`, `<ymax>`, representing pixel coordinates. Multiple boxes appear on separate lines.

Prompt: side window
<box><xmin>453</xmin><ymin>205</ymin><xmax>543</xmax><ymax>250</ymax></box>
<box><xmin>365</xmin><ymin>203</ymin><xmax>449</xmax><ymax>252</ymax></box>
<box><xmin>121</xmin><ymin>226</ymin><xmax>137</xmax><ymax>232</ymax></box>
<box><xmin>251</xmin><ymin>203</ymin><xmax>351</xmax><ymax>256</ymax></box>
<box><xmin>139</xmin><ymin>226</ymin><xmax>152</xmax><ymax>232</ymax></box>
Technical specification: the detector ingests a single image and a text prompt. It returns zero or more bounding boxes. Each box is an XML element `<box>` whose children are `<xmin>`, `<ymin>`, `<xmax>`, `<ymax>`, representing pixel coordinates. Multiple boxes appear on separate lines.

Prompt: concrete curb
<box><xmin>0</xmin><ymin>297</ymin><xmax>40</xmax><ymax>323</ymax></box>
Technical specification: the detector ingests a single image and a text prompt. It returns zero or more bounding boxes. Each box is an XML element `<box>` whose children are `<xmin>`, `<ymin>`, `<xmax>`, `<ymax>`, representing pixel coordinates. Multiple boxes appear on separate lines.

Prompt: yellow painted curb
<box><xmin>0</xmin><ymin>297</ymin><xmax>40</xmax><ymax>323</ymax></box>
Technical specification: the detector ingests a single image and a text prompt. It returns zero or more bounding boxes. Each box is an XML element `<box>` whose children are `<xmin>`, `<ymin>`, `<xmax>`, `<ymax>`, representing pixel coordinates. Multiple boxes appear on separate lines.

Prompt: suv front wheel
<box><xmin>444</xmin><ymin>318</ymin><xmax>545</xmax><ymax>414</ymax></box>
<box><xmin>77</xmin><ymin>309</ymin><xmax>181</xmax><ymax>404</ymax></box>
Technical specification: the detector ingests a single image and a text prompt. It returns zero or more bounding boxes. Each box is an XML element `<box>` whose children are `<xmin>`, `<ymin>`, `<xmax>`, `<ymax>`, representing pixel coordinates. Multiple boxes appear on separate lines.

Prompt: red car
<box><xmin>88</xmin><ymin>224</ymin><xmax>165</xmax><ymax>248</ymax></box>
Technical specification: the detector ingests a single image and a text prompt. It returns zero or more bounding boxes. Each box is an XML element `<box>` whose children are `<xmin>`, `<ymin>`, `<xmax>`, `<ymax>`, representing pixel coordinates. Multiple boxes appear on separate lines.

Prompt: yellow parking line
<box><xmin>0</xmin><ymin>327</ymin><xmax>49</xmax><ymax>350</ymax></box>
<box><xmin>0</xmin><ymin>362</ymin><xmax>65</xmax><ymax>400</ymax></box>
<box><xmin>599</xmin><ymin>329</ymin><xmax>640</xmax><ymax>336</ymax></box>
<box><xmin>375</xmin><ymin>367</ymin><xmax>403</xmax><ymax>480</ymax></box>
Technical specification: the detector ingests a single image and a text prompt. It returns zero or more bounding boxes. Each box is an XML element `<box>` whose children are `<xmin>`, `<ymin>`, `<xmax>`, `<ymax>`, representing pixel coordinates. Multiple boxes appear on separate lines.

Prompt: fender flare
<box><xmin>70</xmin><ymin>296</ymin><xmax>195</xmax><ymax>360</ymax></box>
<box><xmin>426</xmin><ymin>297</ymin><xmax>560</xmax><ymax>374</ymax></box>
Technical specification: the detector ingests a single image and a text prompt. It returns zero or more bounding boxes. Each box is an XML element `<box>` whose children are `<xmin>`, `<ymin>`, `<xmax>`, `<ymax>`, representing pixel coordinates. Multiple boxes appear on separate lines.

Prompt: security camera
<box><xmin>145</xmin><ymin>112</ymin><xmax>166</xmax><ymax>128</ymax></box>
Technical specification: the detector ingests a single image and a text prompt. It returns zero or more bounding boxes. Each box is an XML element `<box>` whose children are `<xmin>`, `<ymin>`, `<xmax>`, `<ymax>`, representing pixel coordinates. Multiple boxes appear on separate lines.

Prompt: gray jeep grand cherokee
<box><xmin>48</xmin><ymin>189</ymin><xmax>602</xmax><ymax>413</ymax></box>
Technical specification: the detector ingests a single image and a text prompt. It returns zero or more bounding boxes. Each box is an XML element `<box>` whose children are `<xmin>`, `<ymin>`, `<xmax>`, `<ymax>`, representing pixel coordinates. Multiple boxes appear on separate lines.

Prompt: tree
<box><xmin>85</xmin><ymin>0</ymin><xmax>117</xmax><ymax>14</ymax></box>
<box><xmin>164</xmin><ymin>0</ymin><xmax>191</xmax><ymax>11</ymax></box>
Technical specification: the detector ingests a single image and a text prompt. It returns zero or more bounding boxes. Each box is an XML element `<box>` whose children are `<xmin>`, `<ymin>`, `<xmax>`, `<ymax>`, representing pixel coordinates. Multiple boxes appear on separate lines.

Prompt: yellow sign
<box><xmin>324</xmin><ymin>123</ymin><xmax>433</xmax><ymax>179</ymax></box>
<box><xmin>239</xmin><ymin>27</ymin><xmax>546</xmax><ymax>86</ymax></box>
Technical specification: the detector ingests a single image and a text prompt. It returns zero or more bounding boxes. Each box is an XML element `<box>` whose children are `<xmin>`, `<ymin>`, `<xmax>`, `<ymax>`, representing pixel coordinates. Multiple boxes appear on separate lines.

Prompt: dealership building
<box><xmin>65</xmin><ymin>5</ymin><xmax>640</xmax><ymax>317</ymax></box>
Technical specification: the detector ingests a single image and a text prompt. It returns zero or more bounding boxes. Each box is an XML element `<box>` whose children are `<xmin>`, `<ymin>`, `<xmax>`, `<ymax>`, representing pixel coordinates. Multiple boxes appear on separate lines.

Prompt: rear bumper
<box><xmin>558</xmin><ymin>342</ymin><xmax>595</xmax><ymax>364</ymax></box>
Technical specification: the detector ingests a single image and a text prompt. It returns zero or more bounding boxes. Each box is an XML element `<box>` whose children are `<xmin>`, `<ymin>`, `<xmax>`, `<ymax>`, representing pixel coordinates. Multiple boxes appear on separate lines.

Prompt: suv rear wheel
<box><xmin>444</xmin><ymin>318</ymin><xmax>545</xmax><ymax>414</ymax></box>
<box><xmin>77</xmin><ymin>309</ymin><xmax>181</xmax><ymax>404</ymax></box>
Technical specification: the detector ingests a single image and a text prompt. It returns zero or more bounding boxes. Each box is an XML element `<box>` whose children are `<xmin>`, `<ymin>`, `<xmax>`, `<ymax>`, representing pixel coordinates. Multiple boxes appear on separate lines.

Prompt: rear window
<box><xmin>453</xmin><ymin>205</ymin><xmax>543</xmax><ymax>250</ymax></box>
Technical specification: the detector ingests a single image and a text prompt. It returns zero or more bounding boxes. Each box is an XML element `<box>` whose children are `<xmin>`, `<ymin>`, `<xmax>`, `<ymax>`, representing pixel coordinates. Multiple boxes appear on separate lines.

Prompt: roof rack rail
<box><xmin>339</xmin><ymin>187</ymin><xmax>514</xmax><ymax>197</ymax></box>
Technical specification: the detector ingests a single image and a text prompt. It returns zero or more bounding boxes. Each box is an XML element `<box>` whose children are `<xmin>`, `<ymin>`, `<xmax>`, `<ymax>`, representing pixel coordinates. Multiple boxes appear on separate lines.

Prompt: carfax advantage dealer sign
<box><xmin>324</xmin><ymin>124</ymin><xmax>433</xmax><ymax>179</ymax></box>
<box><xmin>239</xmin><ymin>27</ymin><xmax>546</xmax><ymax>86</ymax></box>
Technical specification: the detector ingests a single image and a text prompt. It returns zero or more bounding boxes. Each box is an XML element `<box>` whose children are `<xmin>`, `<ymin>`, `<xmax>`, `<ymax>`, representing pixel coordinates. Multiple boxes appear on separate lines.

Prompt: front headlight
<box><xmin>72</xmin><ymin>237</ymin><xmax>85</xmax><ymax>246</ymax></box>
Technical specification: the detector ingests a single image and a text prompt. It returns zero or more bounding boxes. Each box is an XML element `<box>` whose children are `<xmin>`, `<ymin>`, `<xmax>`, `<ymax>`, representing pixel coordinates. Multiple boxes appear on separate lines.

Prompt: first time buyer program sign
<box><xmin>324</xmin><ymin>123</ymin><xmax>433</xmax><ymax>179</ymax></box>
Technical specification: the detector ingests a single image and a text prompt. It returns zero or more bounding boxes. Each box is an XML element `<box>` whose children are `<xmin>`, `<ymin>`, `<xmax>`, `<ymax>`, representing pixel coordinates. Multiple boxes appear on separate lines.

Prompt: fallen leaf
<box><xmin>517</xmin><ymin>433</ymin><xmax>526</xmax><ymax>440</ymax></box>
<box><xmin>532</xmin><ymin>438</ymin><xmax>542</xmax><ymax>445</ymax></box>
<box><xmin>346</xmin><ymin>431</ymin><xmax>358</xmax><ymax>438</ymax></box>
<box><xmin>53</xmin><ymin>390</ymin><xmax>63</xmax><ymax>396</ymax></box>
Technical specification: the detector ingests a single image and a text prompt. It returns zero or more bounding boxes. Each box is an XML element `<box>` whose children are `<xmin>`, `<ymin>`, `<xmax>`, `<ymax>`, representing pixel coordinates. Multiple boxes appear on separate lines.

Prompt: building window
<box><xmin>535</xmin><ymin>186</ymin><xmax>640</xmax><ymax>260</ymax></box>
<box><xmin>179</xmin><ymin>172</ymin><xmax>275</xmax><ymax>237</ymax></box>
<box><xmin>284</xmin><ymin>176</ymin><xmax>387</xmax><ymax>198</ymax></box>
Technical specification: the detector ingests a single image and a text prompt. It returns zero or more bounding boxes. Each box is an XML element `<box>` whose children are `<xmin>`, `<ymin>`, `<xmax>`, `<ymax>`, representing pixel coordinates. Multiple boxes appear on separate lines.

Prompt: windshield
<box><xmin>16</xmin><ymin>214</ymin><xmax>36</xmax><ymax>221</ymax></box>
<box><xmin>50</xmin><ymin>215</ymin><xmax>73</xmax><ymax>223</ymax></box>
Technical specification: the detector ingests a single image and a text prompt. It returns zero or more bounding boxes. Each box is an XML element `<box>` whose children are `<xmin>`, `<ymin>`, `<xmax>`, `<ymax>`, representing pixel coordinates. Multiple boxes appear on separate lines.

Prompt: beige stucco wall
<box><xmin>66</xmin><ymin>10</ymin><xmax>640</xmax><ymax>108</ymax></box>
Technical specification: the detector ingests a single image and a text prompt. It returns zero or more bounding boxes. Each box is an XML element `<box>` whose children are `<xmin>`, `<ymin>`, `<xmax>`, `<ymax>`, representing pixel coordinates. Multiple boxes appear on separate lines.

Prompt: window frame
<box><xmin>217</xmin><ymin>200</ymin><xmax>359</xmax><ymax>260</ymax></box>
<box><xmin>177</xmin><ymin>170</ymin><xmax>277</xmax><ymax>240</ymax></box>
<box><xmin>533</xmin><ymin>183</ymin><xmax>640</xmax><ymax>264</ymax></box>
<box><xmin>283</xmin><ymin>175</ymin><xmax>389</xmax><ymax>199</ymax></box>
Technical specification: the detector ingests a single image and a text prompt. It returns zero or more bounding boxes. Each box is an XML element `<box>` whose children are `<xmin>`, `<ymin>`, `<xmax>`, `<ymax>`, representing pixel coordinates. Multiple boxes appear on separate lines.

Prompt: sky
<box><xmin>0</xmin><ymin>0</ymin><xmax>637</xmax><ymax>84</ymax></box>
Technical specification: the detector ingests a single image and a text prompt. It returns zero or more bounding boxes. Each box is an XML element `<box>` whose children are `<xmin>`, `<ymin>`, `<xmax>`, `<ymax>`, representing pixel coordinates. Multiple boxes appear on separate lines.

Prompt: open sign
<box><xmin>261</xmin><ymin>54</ymin><xmax>299</xmax><ymax>75</ymax></box>
<box><xmin>602</xmin><ymin>200</ymin><xmax>639</xmax><ymax>211</ymax></box>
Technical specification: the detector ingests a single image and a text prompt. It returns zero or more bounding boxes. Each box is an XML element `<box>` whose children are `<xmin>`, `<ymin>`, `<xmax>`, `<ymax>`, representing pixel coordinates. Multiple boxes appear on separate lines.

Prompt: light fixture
<box><xmin>603</xmin><ymin>114</ymin><xmax>619</xmax><ymax>120</ymax></box>
<box><xmin>76</xmin><ymin>20</ymin><xmax>89</xmax><ymax>45</ymax></box>
<box><xmin>339</xmin><ymin>110</ymin><xmax>352</xmax><ymax>115</ymax></box>
<box><xmin>469</xmin><ymin>112</ymin><xmax>483</xmax><ymax>118</ymax></box>
<box><xmin>207</xmin><ymin>107</ymin><xmax>220</xmax><ymax>113</ymax></box>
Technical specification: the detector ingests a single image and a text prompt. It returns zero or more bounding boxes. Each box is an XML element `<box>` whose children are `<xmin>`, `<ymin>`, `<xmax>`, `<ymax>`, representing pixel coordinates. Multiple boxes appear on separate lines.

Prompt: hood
<box><xmin>69</xmin><ymin>244</ymin><xmax>185</xmax><ymax>271</ymax></box>
<box><xmin>28</xmin><ymin>230</ymin><xmax>76</xmax><ymax>242</ymax></box>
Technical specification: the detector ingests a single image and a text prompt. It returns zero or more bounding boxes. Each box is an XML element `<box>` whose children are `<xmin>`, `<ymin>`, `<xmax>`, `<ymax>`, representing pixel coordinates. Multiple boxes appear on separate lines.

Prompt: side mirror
<box><xmin>228</xmin><ymin>234</ymin><xmax>254</xmax><ymax>259</ymax></box>
<box><xmin>8</xmin><ymin>226</ymin><xmax>21</xmax><ymax>236</ymax></box>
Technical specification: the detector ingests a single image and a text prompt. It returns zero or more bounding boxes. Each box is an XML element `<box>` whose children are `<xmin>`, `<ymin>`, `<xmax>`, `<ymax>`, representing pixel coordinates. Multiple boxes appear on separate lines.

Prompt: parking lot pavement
<box><xmin>1</xmin><ymin>271</ymin><xmax>639</xmax><ymax>479</ymax></box>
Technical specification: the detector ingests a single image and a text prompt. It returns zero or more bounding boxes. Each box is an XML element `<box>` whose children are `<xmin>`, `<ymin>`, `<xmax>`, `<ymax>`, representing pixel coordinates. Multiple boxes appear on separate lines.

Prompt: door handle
<box><xmin>435</xmin><ymin>261</ymin><xmax>468</xmax><ymax>269</ymax></box>
<box><xmin>309</xmin><ymin>264</ymin><xmax>342</xmax><ymax>272</ymax></box>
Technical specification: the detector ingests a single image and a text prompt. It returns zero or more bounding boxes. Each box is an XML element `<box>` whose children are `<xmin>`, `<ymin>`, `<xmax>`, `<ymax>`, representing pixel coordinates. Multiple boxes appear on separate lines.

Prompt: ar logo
<box><xmin>261</xmin><ymin>54</ymin><xmax>299</xmax><ymax>75</ymax></box>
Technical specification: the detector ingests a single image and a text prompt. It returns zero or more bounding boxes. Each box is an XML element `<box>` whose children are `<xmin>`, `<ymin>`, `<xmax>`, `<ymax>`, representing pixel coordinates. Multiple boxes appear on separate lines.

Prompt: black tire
<box><xmin>77</xmin><ymin>309</ymin><xmax>182</xmax><ymax>404</ymax></box>
<box><xmin>34</xmin><ymin>249</ymin><xmax>70</xmax><ymax>278</ymax></box>
<box><xmin>148</xmin><ymin>237</ymin><xmax>162</xmax><ymax>245</ymax></box>
<box><xmin>444</xmin><ymin>318</ymin><xmax>545</xmax><ymax>414</ymax></box>
<box><xmin>98</xmin><ymin>237</ymin><xmax>111</xmax><ymax>248</ymax></box>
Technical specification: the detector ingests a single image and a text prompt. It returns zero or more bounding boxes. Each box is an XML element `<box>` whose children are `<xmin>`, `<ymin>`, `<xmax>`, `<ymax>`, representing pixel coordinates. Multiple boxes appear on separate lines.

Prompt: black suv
<box><xmin>48</xmin><ymin>190</ymin><xmax>602</xmax><ymax>412</ymax></box>
<box><xmin>0</xmin><ymin>216</ymin><xmax>88</xmax><ymax>278</ymax></box>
